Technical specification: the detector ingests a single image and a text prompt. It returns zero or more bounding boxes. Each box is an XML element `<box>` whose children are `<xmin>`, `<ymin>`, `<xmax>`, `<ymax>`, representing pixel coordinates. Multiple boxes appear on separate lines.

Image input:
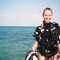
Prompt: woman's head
<box><xmin>43</xmin><ymin>7</ymin><xmax>53</xmax><ymax>23</ymax></box>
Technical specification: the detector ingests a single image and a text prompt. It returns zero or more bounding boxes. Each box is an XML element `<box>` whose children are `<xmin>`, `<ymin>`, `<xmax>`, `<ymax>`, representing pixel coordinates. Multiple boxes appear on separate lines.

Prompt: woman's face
<box><xmin>43</xmin><ymin>10</ymin><xmax>52</xmax><ymax>23</ymax></box>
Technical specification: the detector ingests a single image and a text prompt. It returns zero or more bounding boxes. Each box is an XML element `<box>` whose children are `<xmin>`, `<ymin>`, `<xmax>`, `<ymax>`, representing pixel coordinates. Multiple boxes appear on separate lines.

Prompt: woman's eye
<box><xmin>49</xmin><ymin>15</ymin><xmax>51</xmax><ymax>16</ymax></box>
<box><xmin>45</xmin><ymin>15</ymin><xmax>47</xmax><ymax>16</ymax></box>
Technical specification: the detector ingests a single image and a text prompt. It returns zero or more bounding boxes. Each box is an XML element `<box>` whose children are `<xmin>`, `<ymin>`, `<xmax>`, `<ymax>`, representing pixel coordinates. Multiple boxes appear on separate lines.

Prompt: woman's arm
<box><xmin>58</xmin><ymin>43</ymin><xmax>60</xmax><ymax>60</ymax></box>
<box><xmin>31</xmin><ymin>40</ymin><xmax>38</xmax><ymax>51</ymax></box>
<box><xmin>57</xmin><ymin>26</ymin><xmax>60</xmax><ymax>59</ymax></box>
<box><xmin>58</xmin><ymin>43</ymin><xmax>60</xmax><ymax>53</ymax></box>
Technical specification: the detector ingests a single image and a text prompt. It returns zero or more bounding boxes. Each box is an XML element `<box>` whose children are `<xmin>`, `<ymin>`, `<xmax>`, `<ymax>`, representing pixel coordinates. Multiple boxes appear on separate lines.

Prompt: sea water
<box><xmin>0</xmin><ymin>26</ymin><xmax>36</xmax><ymax>60</ymax></box>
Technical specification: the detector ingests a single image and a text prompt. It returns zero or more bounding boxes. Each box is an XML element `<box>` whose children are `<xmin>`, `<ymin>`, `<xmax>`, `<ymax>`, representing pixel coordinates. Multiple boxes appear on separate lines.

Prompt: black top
<box><xmin>34</xmin><ymin>21</ymin><xmax>60</xmax><ymax>57</ymax></box>
<box><xmin>35</xmin><ymin>22</ymin><xmax>52</xmax><ymax>41</ymax></box>
<box><xmin>35</xmin><ymin>22</ymin><xmax>60</xmax><ymax>43</ymax></box>
<box><xmin>43</xmin><ymin>22</ymin><xmax>52</xmax><ymax>42</ymax></box>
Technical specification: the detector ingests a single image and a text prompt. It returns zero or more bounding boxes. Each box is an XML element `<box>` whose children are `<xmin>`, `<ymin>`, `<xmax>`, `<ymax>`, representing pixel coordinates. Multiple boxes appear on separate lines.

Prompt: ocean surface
<box><xmin>0</xmin><ymin>26</ymin><xmax>36</xmax><ymax>60</ymax></box>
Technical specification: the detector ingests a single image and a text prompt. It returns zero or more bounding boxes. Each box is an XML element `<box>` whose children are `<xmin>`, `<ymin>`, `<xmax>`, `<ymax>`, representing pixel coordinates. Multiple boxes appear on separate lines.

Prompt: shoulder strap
<box><xmin>51</xmin><ymin>22</ymin><xmax>59</xmax><ymax>40</ymax></box>
<box><xmin>51</xmin><ymin>22</ymin><xmax>59</xmax><ymax>28</ymax></box>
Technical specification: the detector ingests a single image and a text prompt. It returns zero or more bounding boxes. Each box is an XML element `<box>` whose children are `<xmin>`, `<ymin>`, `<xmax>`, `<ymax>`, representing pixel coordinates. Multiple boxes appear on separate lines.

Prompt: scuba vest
<box><xmin>34</xmin><ymin>22</ymin><xmax>59</xmax><ymax>57</ymax></box>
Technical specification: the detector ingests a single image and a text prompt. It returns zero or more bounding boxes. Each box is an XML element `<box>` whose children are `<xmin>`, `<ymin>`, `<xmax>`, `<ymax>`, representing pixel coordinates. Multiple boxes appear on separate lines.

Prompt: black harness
<box><xmin>34</xmin><ymin>22</ymin><xmax>59</xmax><ymax>58</ymax></box>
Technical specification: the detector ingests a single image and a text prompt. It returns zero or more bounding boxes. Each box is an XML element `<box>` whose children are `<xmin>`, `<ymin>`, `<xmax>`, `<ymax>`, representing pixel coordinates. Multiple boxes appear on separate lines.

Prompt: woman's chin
<box><xmin>44</xmin><ymin>21</ymin><xmax>50</xmax><ymax>24</ymax></box>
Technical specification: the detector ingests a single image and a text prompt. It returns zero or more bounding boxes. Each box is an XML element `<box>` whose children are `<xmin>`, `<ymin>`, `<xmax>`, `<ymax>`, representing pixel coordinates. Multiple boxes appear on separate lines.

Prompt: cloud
<box><xmin>0</xmin><ymin>14</ymin><xmax>14</xmax><ymax>18</ymax></box>
<box><xmin>31</xmin><ymin>14</ymin><xmax>39</xmax><ymax>18</ymax></box>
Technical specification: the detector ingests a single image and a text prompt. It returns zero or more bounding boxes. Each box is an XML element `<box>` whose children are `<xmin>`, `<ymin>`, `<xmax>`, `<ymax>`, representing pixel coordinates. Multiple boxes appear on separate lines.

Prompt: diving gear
<box><xmin>34</xmin><ymin>21</ymin><xmax>60</xmax><ymax>57</ymax></box>
<box><xmin>25</xmin><ymin>50</ymin><xmax>38</xmax><ymax>60</ymax></box>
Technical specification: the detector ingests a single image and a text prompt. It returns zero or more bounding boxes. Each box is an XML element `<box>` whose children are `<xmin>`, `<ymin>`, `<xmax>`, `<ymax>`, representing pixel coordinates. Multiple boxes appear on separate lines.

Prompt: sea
<box><xmin>0</xmin><ymin>26</ymin><xmax>36</xmax><ymax>60</ymax></box>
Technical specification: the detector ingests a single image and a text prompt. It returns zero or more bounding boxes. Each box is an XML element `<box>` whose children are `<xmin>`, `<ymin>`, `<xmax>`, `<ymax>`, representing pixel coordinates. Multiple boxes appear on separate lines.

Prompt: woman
<box><xmin>31</xmin><ymin>7</ymin><xmax>60</xmax><ymax>60</ymax></box>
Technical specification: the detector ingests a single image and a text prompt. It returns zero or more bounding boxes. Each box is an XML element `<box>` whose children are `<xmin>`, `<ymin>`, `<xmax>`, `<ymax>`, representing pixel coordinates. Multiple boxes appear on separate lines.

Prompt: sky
<box><xmin>0</xmin><ymin>0</ymin><xmax>60</xmax><ymax>26</ymax></box>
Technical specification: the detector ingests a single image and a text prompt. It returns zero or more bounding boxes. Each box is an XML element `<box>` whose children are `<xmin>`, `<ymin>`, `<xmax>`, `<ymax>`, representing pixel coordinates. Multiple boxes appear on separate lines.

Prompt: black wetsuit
<box><xmin>34</xmin><ymin>22</ymin><xmax>60</xmax><ymax>58</ymax></box>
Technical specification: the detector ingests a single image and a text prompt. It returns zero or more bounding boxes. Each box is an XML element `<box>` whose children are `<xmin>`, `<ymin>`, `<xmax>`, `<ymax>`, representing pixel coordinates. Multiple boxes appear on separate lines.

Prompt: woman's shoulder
<box><xmin>35</xmin><ymin>25</ymin><xmax>43</xmax><ymax>33</ymax></box>
<box><xmin>51</xmin><ymin>21</ymin><xmax>58</xmax><ymax>24</ymax></box>
<box><xmin>51</xmin><ymin>22</ymin><xmax>59</xmax><ymax>29</ymax></box>
<box><xmin>36</xmin><ymin>26</ymin><xmax>41</xmax><ymax>31</ymax></box>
